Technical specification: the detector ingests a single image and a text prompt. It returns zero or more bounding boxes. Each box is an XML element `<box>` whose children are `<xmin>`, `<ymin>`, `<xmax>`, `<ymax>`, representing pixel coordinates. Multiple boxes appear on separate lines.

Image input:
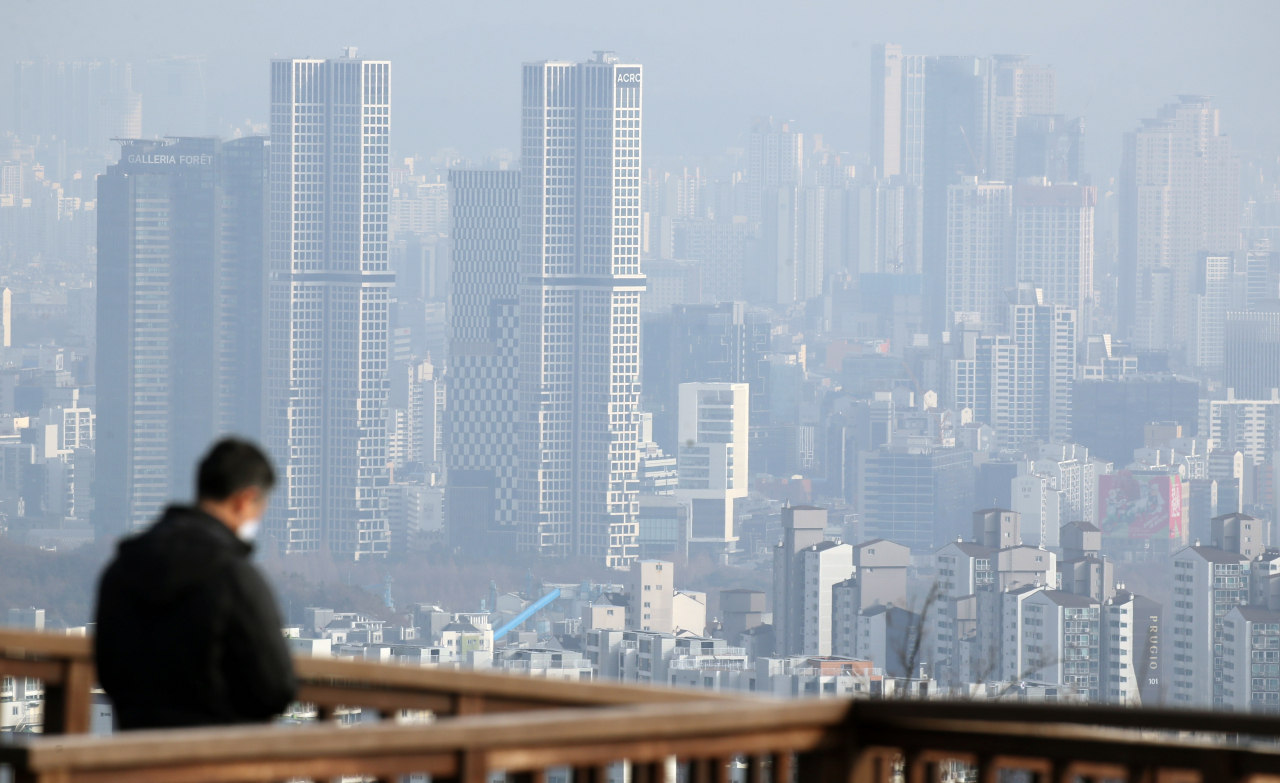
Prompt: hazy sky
<box><xmin>5</xmin><ymin>0</ymin><xmax>1279</xmax><ymax>180</ymax></box>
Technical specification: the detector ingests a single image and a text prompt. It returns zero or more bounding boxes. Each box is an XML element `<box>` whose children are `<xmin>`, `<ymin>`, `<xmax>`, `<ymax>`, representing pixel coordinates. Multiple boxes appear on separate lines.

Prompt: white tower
<box><xmin>520</xmin><ymin>52</ymin><xmax>646</xmax><ymax>567</ymax></box>
<box><xmin>267</xmin><ymin>51</ymin><xmax>393</xmax><ymax>558</ymax></box>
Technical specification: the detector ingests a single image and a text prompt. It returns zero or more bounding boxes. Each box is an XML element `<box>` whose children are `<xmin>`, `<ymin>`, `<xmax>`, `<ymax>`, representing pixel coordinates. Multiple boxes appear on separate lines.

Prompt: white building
<box><xmin>1011</xmin><ymin>473</ymin><xmax>1063</xmax><ymax>549</ymax></box>
<box><xmin>1020</xmin><ymin>590</ymin><xmax>1100</xmax><ymax>701</ymax></box>
<box><xmin>267</xmin><ymin>51</ymin><xmax>393</xmax><ymax>558</ymax></box>
<box><xmin>675</xmin><ymin>382</ymin><xmax>749</xmax><ymax>559</ymax></box>
<box><xmin>629</xmin><ymin>560</ymin><xmax>674</xmax><ymax>633</ymax></box>
<box><xmin>1170</xmin><ymin>545</ymin><xmax>1250</xmax><ymax>708</ymax></box>
<box><xmin>1201</xmin><ymin>390</ymin><xmax>1280</xmax><ymax>466</ymax></box>
<box><xmin>999</xmin><ymin>583</ymin><xmax>1045</xmax><ymax>683</ymax></box>
<box><xmin>852</xmin><ymin>605</ymin><xmax>920</xmax><ymax>677</ymax></box>
<box><xmin>1191</xmin><ymin>253</ymin><xmax>1235</xmax><ymax>369</ymax></box>
<box><xmin>951</xmin><ymin>285</ymin><xmax>1076</xmax><ymax>446</ymax></box>
<box><xmin>1102</xmin><ymin>589</ymin><xmax>1161</xmax><ymax>706</ymax></box>
<box><xmin>1222</xmin><ymin>605</ymin><xmax>1280</xmax><ymax>714</ymax></box>
<box><xmin>798</xmin><ymin>541</ymin><xmax>855</xmax><ymax>657</ymax></box>
<box><xmin>519</xmin><ymin>52</ymin><xmax>645</xmax><ymax>566</ymax></box>
<box><xmin>1031</xmin><ymin>442</ymin><xmax>1102</xmax><ymax>525</ymax></box>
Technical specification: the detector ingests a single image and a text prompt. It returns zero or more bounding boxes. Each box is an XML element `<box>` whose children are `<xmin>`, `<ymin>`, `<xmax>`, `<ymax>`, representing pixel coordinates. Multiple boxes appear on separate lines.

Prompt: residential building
<box><xmin>987</xmin><ymin>55</ymin><xmax>1056</xmax><ymax>185</ymax></box>
<box><xmin>1020</xmin><ymin>590</ymin><xmax>1101</xmax><ymax>701</ymax></box>
<box><xmin>921</xmin><ymin>56</ymin><xmax>992</xmax><ymax>335</ymax></box>
<box><xmin>1222</xmin><ymin>606</ymin><xmax>1280</xmax><ymax>714</ymax></box>
<box><xmin>669</xmin><ymin>218</ymin><xmax>757</xmax><ymax>303</ymax></box>
<box><xmin>951</xmin><ymin>285</ymin><xmax>1076</xmax><ymax>447</ymax></box>
<box><xmin>1191</xmin><ymin>253</ymin><xmax>1235</xmax><ymax>369</ymax></box>
<box><xmin>266</xmin><ymin>51</ymin><xmax>394</xmax><ymax>558</ymax></box>
<box><xmin>1014</xmin><ymin>182</ymin><xmax>1094</xmax><ymax>324</ymax></box>
<box><xmin>629</xmin><ymin>560</ymin><xmax>674</xmax><ymax>633</ymax></box>
<box><xmin>772</xmin><ymin>505</ymin><xmax>827</xmax><ymax>656</ymax></box>
<box><xmin>945</xmin><ymin>178</ymin><xmax>1013</xmax><ymax>330</ymax></box>
<box><xmin>519</xmin><ymin>52</ymin><xmax>646</xmax><ymax>566</ymax></box>
<box><xmin>746</xmin><ymin>118</ymin><xmax>802</xmax><ymax>222</ymax></box>
<box><xmin>1201</xmin><ymin>390</ymin><xmax>1280</xmax><ymax>466</ymax></box>
<box><xmin>869</xmin><ymin>44</ymin><xmax>905</xmax><ymax>180</ymax></box>
<box><xmin>1102</xmin><ymin>589</ymin><xmax>1162</xmax><ymax>706</ymax></box>
<box><xmin>1169</xmin><ymin>545</ymin><xmax>1250</xmax><ymax>708</ymax></box>
<box><xmin>850</xmin><ymin>605</ymin><xmax>920</xmax><ymax>677</ymax></box>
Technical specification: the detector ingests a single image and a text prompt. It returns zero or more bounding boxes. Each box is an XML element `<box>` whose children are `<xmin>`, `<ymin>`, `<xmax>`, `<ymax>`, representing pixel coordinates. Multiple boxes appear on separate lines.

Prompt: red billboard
<box><xmin>1098</xmin><ymin>472</ymin><xmax>1184</xmax><ymax>540</ymax></box>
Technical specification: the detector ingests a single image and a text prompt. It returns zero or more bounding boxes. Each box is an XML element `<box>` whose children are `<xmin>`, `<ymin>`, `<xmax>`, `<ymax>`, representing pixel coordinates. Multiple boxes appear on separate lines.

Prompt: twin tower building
<box><xmin>95</xmin><ymin>51</ymin><xmax>647</xmax><ymax>566</ymax></box>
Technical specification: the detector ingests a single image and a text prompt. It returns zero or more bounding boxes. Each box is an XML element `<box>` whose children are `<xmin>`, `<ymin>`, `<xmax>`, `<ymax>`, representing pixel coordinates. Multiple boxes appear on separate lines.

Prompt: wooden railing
<box><xmin>8</xmin><ymin>697</ymin><xmax>1280</xmax><ymax>782</ymax></box>
<box><xmin>0</xmin><ymin>629</ymin><xmax>743</xmax><ymax>733</ymax></box>
<box><xmin>10</xmin><ymin>630</ymin><xmax>1280</xmax><ymax>781</ymax></box>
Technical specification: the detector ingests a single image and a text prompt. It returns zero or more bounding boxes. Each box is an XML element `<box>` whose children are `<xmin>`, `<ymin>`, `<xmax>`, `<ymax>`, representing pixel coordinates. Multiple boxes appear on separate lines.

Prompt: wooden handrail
<box><xmin>8</xmin><ymin>697</ymin><xmax>1280</xmax><ymax>783</ymax></box>
<box><xmin>0</xmin><ymin>629</ymin><xmax>746</xmax><ymax>734</ymax></box>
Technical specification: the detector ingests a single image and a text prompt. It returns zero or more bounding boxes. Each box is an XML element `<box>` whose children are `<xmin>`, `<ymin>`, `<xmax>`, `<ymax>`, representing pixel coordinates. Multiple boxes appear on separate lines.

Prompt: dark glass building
<box><xmin>95</xmin><ymin>137</ymin><xmax>269</xmax><ymax>535</ymax></box>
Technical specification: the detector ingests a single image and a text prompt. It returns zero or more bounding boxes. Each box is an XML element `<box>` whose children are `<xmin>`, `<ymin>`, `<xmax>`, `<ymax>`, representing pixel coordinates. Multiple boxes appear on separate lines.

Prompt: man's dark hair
<box><xmin>197</xmin><ymin>438</ymin><xmax>275</xmax><ymax>501</ymax></box>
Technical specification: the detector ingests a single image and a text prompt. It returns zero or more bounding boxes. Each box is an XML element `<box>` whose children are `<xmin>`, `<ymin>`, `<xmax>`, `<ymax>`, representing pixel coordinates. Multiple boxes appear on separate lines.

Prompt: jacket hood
<box><xmin>111</xmin><ymin>506</ymin><xmax>251</xmax><ymax>607</ymax></box>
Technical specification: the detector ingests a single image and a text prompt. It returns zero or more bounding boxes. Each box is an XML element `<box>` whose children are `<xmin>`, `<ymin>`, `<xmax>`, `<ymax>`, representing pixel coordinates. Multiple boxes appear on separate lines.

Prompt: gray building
<box><xmin>1225</xmin><ymin>311</ymin><xmax>1280</xmax><ymax>402</ymax></box>
<box><xmin>95</xmin><ymin>136</ymin><xmax>268</xmax><ymax>534</ymax></box>
<box><xmin>772</xmin><ymin>505</ymin><xmax>827</xmax><ymax>656</ymax></box>
<box><xmin>445</xmin><ymin>168</ymin><xmax>521</xmax><ymax>553</ymax></box>
<box><xmin>857</xmin><ymin>445</ymin><xmax>974</xmax><ymax>551</ymax></box>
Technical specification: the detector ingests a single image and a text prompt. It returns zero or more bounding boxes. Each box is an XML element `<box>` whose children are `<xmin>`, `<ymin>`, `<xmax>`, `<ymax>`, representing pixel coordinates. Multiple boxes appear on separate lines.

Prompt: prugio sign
<box><xmin>616</xmin><ymin>68</ymin><xmax>641</xmax><ymax>85</ymax></box>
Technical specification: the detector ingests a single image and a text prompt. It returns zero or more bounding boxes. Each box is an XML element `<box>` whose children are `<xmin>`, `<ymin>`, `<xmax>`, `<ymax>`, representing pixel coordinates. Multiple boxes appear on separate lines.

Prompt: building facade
<box><xmin>519</xmin><ymin>52</ymin><xmax>646</xmax><ymax>565</ymax></box>
<box><xmin>446</xmin><ymin>168</ymin><xmax>521</xmax><ymax>553</ymax></box>
<box><xmin>96</xmin><ymin>136</ymin><xmax>268</xmax><ymax>534</ymax></box>
<box><xmin>265</xmin><ymin>52</ymin><xmax>394</xmax><ymax>558</ymax></box>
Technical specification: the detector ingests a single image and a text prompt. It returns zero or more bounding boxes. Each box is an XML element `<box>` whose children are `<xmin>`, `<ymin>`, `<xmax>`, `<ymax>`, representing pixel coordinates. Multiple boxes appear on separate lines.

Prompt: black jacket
<box><xmin>94</xmin><ymin>506</ymin><xmax>297</xmax><ymax>729</ymax></box>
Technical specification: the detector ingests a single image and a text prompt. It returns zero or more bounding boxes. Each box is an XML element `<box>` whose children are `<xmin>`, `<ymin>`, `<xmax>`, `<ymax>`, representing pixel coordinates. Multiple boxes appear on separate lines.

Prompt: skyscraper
<box><xmin>446</xmin><ymin>168</ymin><xmax>521</xmax><ymax>553</ymax></box>
<box><xmin>1016</xmin><ymin>115</ymin><xmax>1084</xmax><ymax>184</ymax></box>
<box><xmin>869</xmin><ymin>44</ymin><xmax>925</xmax><ymax>184</ymax></box>
<box><xmin>1119</xmin><ymin>96</ymin><xmax>1241</xmax><ymax>349</ymax></box>
<box><xmin>986</xmin><ymin>55</ymin><xmax>1055</xmax><ymax>184</ymax></box>
<box><xmin>870</xmin><ymin>44</ymin><xmax>903</xmax><ymax>180</ymax></box>
<box><xmin>1014</xmin><ymin>182</ymin><xmax>1095</xmax><ymax>323</ymax></box>
<box><xmin>519</xmin><ymin>52</ymin><xmax>645</xmax><ymax>566</ymax></box>
<box><xmin>266</xmin><ymin>51</ymin><xmax>393</xmax><ymax>558</ymax></box>
<box><xmin>1190</xmin><ymin>253</ymin><xmax>1236</xmax><ymax>369</ymax></box>
<box><xmin>96</xmin><ymin>136</ymin><xmax>269</xmax><ymax>534</ymax></box>
<box><xmin>945</xmin><ymin>178</ymin><xmax>1013</xmax><ymax>329</ymax></box>
<box><xmin>922</xmin><ymin>56</ymin><xmax>992</xmax><ymax>335</ymax></box>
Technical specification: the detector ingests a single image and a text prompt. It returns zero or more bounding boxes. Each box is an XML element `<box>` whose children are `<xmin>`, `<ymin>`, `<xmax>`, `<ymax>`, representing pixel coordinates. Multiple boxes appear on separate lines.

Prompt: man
<box><xmin>95</xmin><ymin>438</ymin><xmax>297</xmax><ymax>729</ymax></box>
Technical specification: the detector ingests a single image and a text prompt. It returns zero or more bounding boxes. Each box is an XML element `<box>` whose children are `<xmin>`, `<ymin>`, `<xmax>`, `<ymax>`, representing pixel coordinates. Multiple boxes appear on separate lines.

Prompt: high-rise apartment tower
<box><xmin>519</xmin><ymin>52</ymin><xmax>646</xmax><ymax>566</ymax></box>
<box><xmin>266</xmin><ymin>50</ymin><xmax>393</xmax><ymax>558</ymax></box>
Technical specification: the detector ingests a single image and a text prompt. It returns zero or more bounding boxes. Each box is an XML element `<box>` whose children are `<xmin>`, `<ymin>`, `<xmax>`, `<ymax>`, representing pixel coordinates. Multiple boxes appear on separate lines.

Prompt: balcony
<box><xmin>6</xmin><ymin>629</ymin><xmax>1280</xmax><ymax>782</ymax></box>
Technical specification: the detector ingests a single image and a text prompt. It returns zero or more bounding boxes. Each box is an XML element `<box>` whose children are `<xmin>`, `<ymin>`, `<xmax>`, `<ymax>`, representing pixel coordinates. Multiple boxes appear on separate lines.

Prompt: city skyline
<box><xmin>7</xmin><ymin>7</ymin><xmax>1280</xmax><ymax>718</ymax></box>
